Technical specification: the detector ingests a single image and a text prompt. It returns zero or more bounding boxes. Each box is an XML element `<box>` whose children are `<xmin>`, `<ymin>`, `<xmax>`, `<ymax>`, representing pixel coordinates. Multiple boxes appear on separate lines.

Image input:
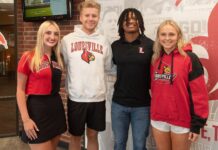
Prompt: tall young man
<box><xmin>61</xmin><ymin>1</ymin><xmax>112</xmax><ymax>150</ymax></box>
<box><xmin>111</xmin><ymin>8</ymin><xmax>153</xmax><ymax>150</ymax></box>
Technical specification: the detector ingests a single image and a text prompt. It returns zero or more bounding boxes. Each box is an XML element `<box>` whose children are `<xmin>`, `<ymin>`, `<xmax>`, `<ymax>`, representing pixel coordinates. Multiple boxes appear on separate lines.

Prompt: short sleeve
<box><xmin>17</xmin><ymin>52</ymin><xmax>31</xmax><ymax>76</ymax></box>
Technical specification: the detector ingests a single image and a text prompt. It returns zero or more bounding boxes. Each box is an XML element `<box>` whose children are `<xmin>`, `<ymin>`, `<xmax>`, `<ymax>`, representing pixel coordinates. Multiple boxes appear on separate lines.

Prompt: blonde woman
<box><xmin>16</xmin><ymin>20</ymin><xmax>66</xmax><ymax>150</ymax></box>
<box><xmin>150</xmin><ymin>20</ymin><xmax>208</xmax><ymax>150</ymax></box>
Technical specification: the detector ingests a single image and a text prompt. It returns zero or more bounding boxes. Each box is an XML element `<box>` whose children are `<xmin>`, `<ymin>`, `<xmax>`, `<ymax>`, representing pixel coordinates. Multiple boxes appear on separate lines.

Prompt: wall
<box><xmin>16</xmin><ymin>0</ymin><xmax>84</xmax><ymax>143</ymax></box>
<box><xmin>97</xmin><ymin>0</ymin><xmax>218</xmax><ymax>150</ymax></box>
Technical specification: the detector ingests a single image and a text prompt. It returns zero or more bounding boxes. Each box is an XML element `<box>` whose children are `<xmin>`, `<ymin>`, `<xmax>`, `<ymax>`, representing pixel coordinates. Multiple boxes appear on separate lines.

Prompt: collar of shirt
<box><xmin>120</xmin><ymin>34</ymin><xmax>142</xmax><ymax>45</ymax></box>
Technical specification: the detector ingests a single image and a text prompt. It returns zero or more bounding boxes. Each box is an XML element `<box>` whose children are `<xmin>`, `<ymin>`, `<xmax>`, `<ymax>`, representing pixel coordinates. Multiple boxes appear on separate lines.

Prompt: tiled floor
<box><xmin>0</xmin><ymin>136</ymin><xmax>67</xmax><ymax>150</ymax></box>
<box><xmin>0</xmin><ymin>136</ymin><xmax>29</xmax><ymax>150</ymax></box>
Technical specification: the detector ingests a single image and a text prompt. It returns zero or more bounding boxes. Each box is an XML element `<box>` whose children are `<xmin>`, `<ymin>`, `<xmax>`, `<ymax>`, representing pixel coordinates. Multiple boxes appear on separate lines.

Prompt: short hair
<box><xmin>78</xmin><ymin>0</ymin><xmax>101</xmax><ymax>14</ymax></box>
<box><xmin>117</xmin><ymin>8</ymin><xmax>145</xmax><ymax>38</ymax></box>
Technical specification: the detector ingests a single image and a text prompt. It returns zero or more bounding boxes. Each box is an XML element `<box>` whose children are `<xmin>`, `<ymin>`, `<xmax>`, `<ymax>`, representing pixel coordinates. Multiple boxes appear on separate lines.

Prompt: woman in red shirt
<box><xmin>150</xmin><ymin>20</ymin><xmax>208</xmax><ymax>150</ymax></box>
<box><xmin>17</xmin><ymin>20</ymin><xmax>66</xmax><ymax>150</ymax></box>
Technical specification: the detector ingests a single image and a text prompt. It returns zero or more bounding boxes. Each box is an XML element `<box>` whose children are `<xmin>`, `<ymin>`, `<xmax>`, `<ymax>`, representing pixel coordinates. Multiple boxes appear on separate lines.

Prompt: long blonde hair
<box><xmin>152</xmin><ymin>20</ymin><xmax>186</xmax><ymax>64</ymax></box>
<box><xmin>30</xmin><ymin>20</ymin><xmax>63</xmax><ymax>71</ymax></box>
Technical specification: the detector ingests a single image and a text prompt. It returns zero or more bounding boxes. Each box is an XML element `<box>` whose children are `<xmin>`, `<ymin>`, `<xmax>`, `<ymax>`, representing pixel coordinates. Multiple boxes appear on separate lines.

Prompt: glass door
<box><xmin>0</xmin><ymin>0</ymin><xmax>17</xmax><ymax>137</ymax></box>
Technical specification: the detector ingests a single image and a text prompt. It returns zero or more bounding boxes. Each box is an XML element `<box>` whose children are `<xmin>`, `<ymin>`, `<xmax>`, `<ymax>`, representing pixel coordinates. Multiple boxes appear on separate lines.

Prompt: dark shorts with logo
<box><xmin>67</xmin><ymin>98</ymin><xmax>106</xmax><ymax>136</ymax></box>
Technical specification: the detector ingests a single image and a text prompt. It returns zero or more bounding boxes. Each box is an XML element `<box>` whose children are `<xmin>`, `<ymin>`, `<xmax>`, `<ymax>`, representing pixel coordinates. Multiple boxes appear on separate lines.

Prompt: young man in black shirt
<box><xmin>111</xmin><ymin>8</ymin><xmax>153</xmax><ymax>150</ymax></box>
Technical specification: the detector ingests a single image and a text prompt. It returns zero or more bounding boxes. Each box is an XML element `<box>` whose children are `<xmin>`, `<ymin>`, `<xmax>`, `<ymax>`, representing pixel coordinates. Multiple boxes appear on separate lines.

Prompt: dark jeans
<box><xmin>111</xmin><ymin>102</ymin><xmax>150</xmax><ymax>150</ymax></box>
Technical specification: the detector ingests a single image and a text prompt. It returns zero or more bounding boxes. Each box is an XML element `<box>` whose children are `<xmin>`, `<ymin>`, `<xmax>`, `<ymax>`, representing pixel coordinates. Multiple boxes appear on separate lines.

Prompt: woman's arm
<box><xmin>16</xmin><ymin>72</ymin><xmax>39</xmax><ymax>140</ymax></box>
<box><xmin>17</xmin><ymin>72</ymin><xmax>29</xmax><ymax>122</ymax></box>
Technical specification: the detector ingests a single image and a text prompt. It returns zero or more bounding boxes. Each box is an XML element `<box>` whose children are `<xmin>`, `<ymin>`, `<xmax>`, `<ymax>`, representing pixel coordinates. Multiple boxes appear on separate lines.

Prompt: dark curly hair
<box><xmin>117</xmin><ymin>8</ymin><xmax>145</xmax><ymax>38</ymax></box>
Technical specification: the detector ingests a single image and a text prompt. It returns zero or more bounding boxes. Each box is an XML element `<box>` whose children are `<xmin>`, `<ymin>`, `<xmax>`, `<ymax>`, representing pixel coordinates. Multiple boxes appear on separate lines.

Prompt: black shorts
<box><xmin>67</xmin><ymin>98</ymin><xmax>106</xmax><ymax>136</ymax></box>
<box><xmin>21</xmin><ymin>94</ymin><xmax>67</xmax><ymax>144</ymax></box>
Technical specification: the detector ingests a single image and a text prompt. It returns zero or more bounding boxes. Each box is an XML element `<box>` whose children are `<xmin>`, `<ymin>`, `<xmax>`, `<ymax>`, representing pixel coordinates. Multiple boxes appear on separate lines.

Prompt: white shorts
<box><xmin>151</xmin><ymin>120</ymin><xmax>190</xmax><ymax>134</ymax></box>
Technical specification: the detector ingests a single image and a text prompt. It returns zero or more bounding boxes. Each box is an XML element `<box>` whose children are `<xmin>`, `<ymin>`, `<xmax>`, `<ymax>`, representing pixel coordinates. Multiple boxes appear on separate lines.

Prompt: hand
<box><xmin>188</xmin><ymin>132</ymin><xmax>199</xmax><ymax>142</ymax></box>
<box><xmin>23</xmin><ymin>118</ymin><xmax>39</xmax><ymax>140</ymax></box>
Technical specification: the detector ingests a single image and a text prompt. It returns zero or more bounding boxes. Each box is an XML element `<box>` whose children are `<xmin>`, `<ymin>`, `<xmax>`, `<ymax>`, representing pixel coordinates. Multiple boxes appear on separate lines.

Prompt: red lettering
<box><xmin>92</xmin><ymin>43</ymin><xmax>96</xmax><ymax>51</ymax></box>
<box><xmin>71</xmin><ymin>41</ymin><xmax>103</xmax><ymax>54</ymax></box>
<box><xmin>71</xmin><ymin>42</ymin><xmax>82</xmax><ymax>52</ymax></box>
<box><xmin>212</xmin><ymin>125</ymin><xmax>218</xmax><ymax>141</ymax></box>
<box><xmin>201</xmin><ymin>126</ymin><xmax>207</xmax><ymax>139</ymax></box>
<box><xmin>100</xmin><ymin>45</ymin><xmax>103</xmax><ymax>54</ymax></box>
<box><xmin>87</xmin><ymin>42</ymin><xmax>91</xmax><ymax>50</ymax></box>
<box><xmin>81</xmin><ymin>41</ymin><xmax>85</xmax><ymax>50</ymax></box>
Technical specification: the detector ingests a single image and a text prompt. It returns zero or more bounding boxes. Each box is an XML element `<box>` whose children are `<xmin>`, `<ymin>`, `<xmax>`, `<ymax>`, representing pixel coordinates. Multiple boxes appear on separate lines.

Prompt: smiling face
<box><xmin>122</xmin><ymin>12</ymin><xmax>139</xmax><ymax>34</ymax></box>
<box><xmin>80</xmin><ymin>7</ymin><xmax>100</xmax><ymax>34</ymax></box>
<box><xmin>43</xmin><ymin>25</ymin><xmax>59</xmax><ymax>51</ymax></box>
<box><xmin>158</xmin><ymin>24</ymin><xmax>179</xmax><ymax>53</ymax></box>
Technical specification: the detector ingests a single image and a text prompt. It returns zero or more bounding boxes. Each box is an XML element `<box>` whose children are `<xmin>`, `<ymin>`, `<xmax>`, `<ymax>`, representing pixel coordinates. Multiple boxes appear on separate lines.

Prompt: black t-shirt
<box><xmin>112</xmin><ymin>35</ymin><xmax>153</xmax><ymax>107</ymax></box>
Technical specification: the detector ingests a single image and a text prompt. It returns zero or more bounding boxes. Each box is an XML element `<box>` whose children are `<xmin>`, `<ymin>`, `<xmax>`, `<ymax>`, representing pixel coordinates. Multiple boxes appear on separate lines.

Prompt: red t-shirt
<box><xmin>17</xmin><ymin>52</ymin><xmax>53</xmax><ymax>95</ymax></box>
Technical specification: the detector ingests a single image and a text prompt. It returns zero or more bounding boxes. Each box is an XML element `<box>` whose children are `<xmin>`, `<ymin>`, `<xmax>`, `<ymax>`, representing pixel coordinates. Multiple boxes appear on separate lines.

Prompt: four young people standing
<box><xmin>16</xmin><ymin>1</ymin><xmax>209</xmax><ymax>150</ymax></box>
